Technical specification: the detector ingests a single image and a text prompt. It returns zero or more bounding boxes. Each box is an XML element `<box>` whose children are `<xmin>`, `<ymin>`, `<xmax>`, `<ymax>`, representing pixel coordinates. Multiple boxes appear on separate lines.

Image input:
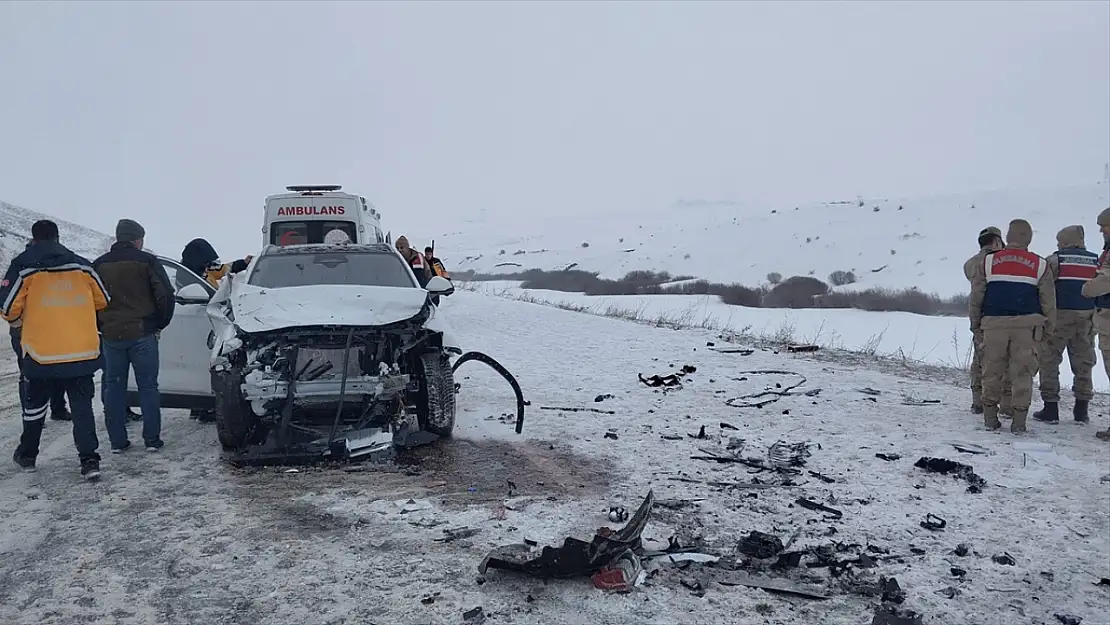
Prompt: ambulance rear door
<box><xmin>264</xmin><ymin>194</ymin><xmax>362</xmax><ymax>246</ymax></box>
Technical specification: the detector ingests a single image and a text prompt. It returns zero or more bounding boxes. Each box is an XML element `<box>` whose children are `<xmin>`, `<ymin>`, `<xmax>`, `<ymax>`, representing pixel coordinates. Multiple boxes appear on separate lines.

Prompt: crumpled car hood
<box><xmin>228</xmin><ymin>282</ymin><xmax>429</xmax><ymax>333</ymax></box>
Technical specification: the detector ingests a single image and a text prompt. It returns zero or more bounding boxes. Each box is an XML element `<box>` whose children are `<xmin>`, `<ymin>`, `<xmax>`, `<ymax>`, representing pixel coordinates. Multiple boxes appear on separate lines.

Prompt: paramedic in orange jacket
<box><xmin>0</xmin><ymin>220</ymin><xmax>110</xmax><ymax>480</ymax></box>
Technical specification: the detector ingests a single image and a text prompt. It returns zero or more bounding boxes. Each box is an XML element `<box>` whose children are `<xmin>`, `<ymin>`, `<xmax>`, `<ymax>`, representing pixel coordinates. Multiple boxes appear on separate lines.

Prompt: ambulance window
<box><xmin>320</xmin><ymin>221</ymin><xmax>357</xmax><ymax>243</ymax></box>
<box><xmin>273</xmin><ymin>222</ymin><xmax>309</xmax><ymax>246</ymax></box>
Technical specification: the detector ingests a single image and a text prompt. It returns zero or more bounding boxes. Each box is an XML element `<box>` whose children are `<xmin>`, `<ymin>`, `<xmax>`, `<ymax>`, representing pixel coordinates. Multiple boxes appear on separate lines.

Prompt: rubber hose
<box><xmin>326</xmin><ymin>327</ymin><xmax>356</xmax><ymax>448</ymax></box>
<box><xmin>452</xmin><ymin>351</ymin><xmax>526</xmax><ymax>433</ymax></box>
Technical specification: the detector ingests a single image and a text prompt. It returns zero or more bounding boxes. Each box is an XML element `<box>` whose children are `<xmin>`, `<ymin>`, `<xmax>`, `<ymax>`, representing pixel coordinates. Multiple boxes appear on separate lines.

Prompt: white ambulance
<box><xmin>262</xmin><ymin>185</ymin><xmax>386</xmax><ymax>247</ymax></box>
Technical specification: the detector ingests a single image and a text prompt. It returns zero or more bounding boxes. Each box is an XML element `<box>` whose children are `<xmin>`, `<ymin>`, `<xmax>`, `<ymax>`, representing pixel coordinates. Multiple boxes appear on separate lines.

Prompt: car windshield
<box><xmin>248</xmin><ymin>251</ymin><xmax>416</xmax><ymax>289</ymax></box>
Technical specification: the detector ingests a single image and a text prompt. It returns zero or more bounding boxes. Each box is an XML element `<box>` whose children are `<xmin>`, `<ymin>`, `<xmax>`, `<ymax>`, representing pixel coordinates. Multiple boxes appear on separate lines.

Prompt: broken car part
<box><xmin>914</xmin><ymin>456</ymin><xmax>987</xmax><ymax>493</ymax></box>
<box><xmin>452</xmin><ymin>351</ymin><xmax>526</xmax><ymax>434</ymax></box>
<box><xmin>725</xmin><ymin>370</ymin><xmax>810</xmax><ymax>408</ymax></box>
<box><xmin>796</xmin><ymin>498</ymin><xmax>843</xmax><ymax>519</ymax></box>
<box><xmin>920</xmin><ymin>513</ymin><xmax>947</xmax><ymax>531</ymax></box>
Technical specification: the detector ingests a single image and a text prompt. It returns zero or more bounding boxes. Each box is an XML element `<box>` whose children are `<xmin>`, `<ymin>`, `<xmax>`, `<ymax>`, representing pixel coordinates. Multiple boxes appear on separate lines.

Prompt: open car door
<box><xmin>125</xmin><ymin>257</ymin><xmax>217</xmax><ymax>410</ymax></box>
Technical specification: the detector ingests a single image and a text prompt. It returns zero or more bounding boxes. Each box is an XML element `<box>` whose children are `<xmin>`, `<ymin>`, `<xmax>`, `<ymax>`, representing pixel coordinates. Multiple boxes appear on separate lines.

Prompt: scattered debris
<box><xmin>951</xmin><ymin>567</ymin><xmax>967</xmax><ymax>578</ymax></box>
<box><xmin>953</xmin><ymin>543</ymin><xmax>970</xmax><ymax>557</ymax></box>
<box><xmin>871</xmin><ymin>605</ymin><xmax>923</xmax><ymax>625</ymax></box>
<box><xmin>1097</xmin><ymin>577</ymin><xmax>1110</xmax><ymax>587</ymax></box>
<box><xmin>1054</xmin><ymin>615</ymin><xmax>1082</xmax><ymax>625</ymax></box>
<box><xmin>950</xmin><ymin>442</ymin><xmax>989</xmax><ymax>455</ymax></box>
<box><xmin>539</xmin><ymin>405</ymin><xmax>615</xmax><ymax>415</ymax></box>
<box><xmin>795</xmin><ymin>498</ymin><xmax>843</xmax><ymax>519</ymax></box>
<box><xmin>463</xmin><ymin>606</ymin><xmax>486</xmax><ymax>624</ymax></box>
<box><xmin>594</xmin><ymin>394</ymin><xmax>614</xmax><ymax>403</ymax></box>
<box><xmin>914</xmin><ymin>456</ymin><xmax>987</xmax><ymax>493</ymax></box>
<box><xmin>991</xmin><ymin>553</ymin><xmax>1016</xmax><ymax>566</ymax></box>
<box><xmin>787</xmin><ymin>344</ymin><xmax>820</xmax><ymax>353</ymax></box>
<box><xmin>920</xmin><ymin>514</ymin><xmax>947</xmax><ymax>531</ymax></box>
<box><xmin>720</xmin><ymin>422</ymin><xmax>739</xmax><ymax>430</ymax></box>
<box><xmin>901</xmin><ymin>398</ymin><xmax>941</xmax><ymax>406</ymax></box>
<box><xmin>717</xmin><ymin>570</ymin><xmax>830</xmax><ymax>600</ymax></box>
<box><xmin>768</xmin><ymin>441</ymin><xmax>813</xmax><ymax>467</ymax></box>
<box><xmin>688</xmin><ymin>425</ymin><xmax>707</xmax><ymax>439</ymax></box>
<box><xmin>608</xmin><ymin>506</ymin><xmax>628</xmax><ymax>523</ymax></box>
<box><xmin>639</xmin><ymin>365</ymin><xmax>697</xmax><ymax>389</ymax></box>
<box><xmin>808</xmin><ymin>470</ymin><xmax>836</xmax><ymax>483</ymax></box>
<box><xmin>738</xmin><ymin>531</ymin><xmax>785</xmax><ymax>559</ymax></box>
<box><xmin>875</xmin><ymin>453</ymin><xmax>901</xmax><ymax>462</ymax></box>
<box><xmin>655</xmin><ymin>498</ymin><xmax>705</xmax><ymax>510</ymax></box>
<box><xmin>936</xmin><ymin>586</ymin><xmax>959</xmax><ymax>599</ymax></box>
<box><xmin>604</xmin><ymin>432</ymin><xmax>619</xmax><ymax>440</ymax></box>
<box><xmin>858</xmin><ymin>387</ymin><xmax>882</xmax><ymax>396</ymax></box>
<box><xmin>710</xmin><ymin>345</ymin><xmax>754</xmax><ymax>355</ymax></box>
<box><xmin>436</xmin><ymin>527</ymin><xmax>481</xmax><ymax>543</ymax></box>
<box><xmin>479</xmin><ymin>491</ymin><xmax>655</xmax><ymax>579</ymax></box>
<box><xmin>880</xmin><ymin>576</ymin><xmax>905</xmax><ymax>604</ymax></box>
<box><xmin>592</xmin><ymin>550</ymin><xmax>644</xmax><ymax>592</ymax></box>
<box><xmin>725</xmin><ymin>370</ymin><xmax>810</xmax><ymax>408</ymax></box>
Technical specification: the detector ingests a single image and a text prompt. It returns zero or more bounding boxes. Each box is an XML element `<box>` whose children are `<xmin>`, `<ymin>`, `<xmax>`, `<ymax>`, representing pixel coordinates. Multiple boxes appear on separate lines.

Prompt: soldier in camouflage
<box><xmin>1079</xmin><ymin>207</ymin><xmax>1110</xmax><ymax>441</ymax></box>
<box><xmin>963</xmin><ymin>226</ymin><xmax>1009</xmax><ymax>414</ymax></box>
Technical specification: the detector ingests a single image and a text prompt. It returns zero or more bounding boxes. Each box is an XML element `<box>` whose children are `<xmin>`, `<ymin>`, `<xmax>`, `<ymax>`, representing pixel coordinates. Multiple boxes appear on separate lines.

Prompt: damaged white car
<box><xmin>206</xmin><ymin>243</ymin><xmax>460</xmax><ymax>464</ymax></box>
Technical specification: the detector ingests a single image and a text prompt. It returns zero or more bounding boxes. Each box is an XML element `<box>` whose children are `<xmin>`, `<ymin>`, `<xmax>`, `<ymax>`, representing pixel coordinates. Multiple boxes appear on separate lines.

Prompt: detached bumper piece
<box><xmin>225</xmin><ymin>426</ymin><xmax>400</xmax><ymax>467</ymax></box>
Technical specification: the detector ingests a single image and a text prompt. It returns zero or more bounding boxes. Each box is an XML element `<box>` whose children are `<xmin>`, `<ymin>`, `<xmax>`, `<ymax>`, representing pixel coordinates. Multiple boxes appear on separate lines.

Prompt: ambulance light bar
<box><xmin>286</xmin><ymin>185</ymin><xmax>342</xmax><ymax>193</ymax></box>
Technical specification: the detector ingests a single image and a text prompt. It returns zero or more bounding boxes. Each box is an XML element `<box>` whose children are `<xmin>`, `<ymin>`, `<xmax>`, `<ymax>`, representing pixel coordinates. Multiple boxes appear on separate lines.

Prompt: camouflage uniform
<box><xmin>963</xmin><ymin>227</ymin><xmax>1011</xmax><ymax>413</ymax></box>
<box><xmin>1079</xmin><ymin>207</ymin><xmax>1110</xmax><ymax>442</ymax></box>
<box><xmin>1034</xmin><ymin>225</ymin><xmax>1097</xmax><ymax>422</ymax></box>
<box><xmin>969</xmin><ymin>219</ymin><xmax>1057</xmax><ymax>433</ymax></box>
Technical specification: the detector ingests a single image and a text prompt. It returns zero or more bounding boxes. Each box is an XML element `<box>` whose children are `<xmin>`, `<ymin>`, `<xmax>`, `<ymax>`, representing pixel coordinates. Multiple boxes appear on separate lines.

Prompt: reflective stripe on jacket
<box><xmin>0</xmin><ymin>241</ymin><xmax>109</xmax><ymax>377</ymax></box>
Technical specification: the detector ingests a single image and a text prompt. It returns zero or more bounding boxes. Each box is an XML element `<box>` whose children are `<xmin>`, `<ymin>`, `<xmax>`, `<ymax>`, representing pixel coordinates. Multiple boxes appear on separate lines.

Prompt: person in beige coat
<box><xmin>1079</xmin><ymin>207</ymin><xmax>1110</xmax><ymax>441</ymax></box>
<box><xmin>963</xmin><ymin>226</ymin><xmax>1007</xmax><ymax>414</ymax></box>
<box><xmin>969</xmin><ymin>219</ymin><xmax>1056</xmax><ymax>433</ymax></box>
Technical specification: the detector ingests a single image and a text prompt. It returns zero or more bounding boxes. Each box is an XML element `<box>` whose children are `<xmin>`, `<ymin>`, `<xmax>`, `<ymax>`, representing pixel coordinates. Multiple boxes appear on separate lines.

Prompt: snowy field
<box><xmin>1</xmin><ymin>290</ymin><xmax>1107</xmax><ymax>625</ymax></box>
<box><xmin>425</xmin><ymin>182</ymin><xmax>1110</xmax><ymax>298</ymax></box>
<box><xmin>468</xmin><ymin>280</ymin><xmax>1106</xmax><ymax>394</ymax></box>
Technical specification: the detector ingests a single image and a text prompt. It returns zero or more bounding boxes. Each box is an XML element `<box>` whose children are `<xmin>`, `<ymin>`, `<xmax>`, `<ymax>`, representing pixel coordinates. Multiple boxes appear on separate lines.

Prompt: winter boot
<box><xmin>1073</xmin><ymin>400</ymin><xmax>1090</xmax><ymax>423</ymax></box>
<box><xmin>983</xmin><ymin>406</ymin><xmax>1002</xmax><ymax>431</ymax></box>
<box><xmin>998</xmin><ymin>400</ymin><xmax>1013</xmax><ymax>419</ymax></box>
<box><xmin>970</xmin><ymin>403</ymin><xmax>984</xmax><ymax>414</ymax></box>
<box><xmin>80</xmin><ymin>458</ymin><xmax>101</xmax><ymax>481</ymax></box>
<box><xmin>1033</xmin><ymin>402</ymin><xmax>1059</xmax><ymax>424</ymax></box>
<box><xmin>1010</xmin><ymin>410</ymin><xmax>1028</xmax><ymax>434</ymax></box>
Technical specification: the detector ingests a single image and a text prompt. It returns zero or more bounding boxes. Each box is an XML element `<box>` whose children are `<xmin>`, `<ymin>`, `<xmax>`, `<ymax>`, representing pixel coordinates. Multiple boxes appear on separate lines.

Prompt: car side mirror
<box><xmin>176</xmin><ymin>282</ymin><xmax>210</xmax><ymax>303</ymax></box>
<box><xmin>426</xmin><ymin>275</ymin><xmax>455</xmax><ymax>297</ymax></box>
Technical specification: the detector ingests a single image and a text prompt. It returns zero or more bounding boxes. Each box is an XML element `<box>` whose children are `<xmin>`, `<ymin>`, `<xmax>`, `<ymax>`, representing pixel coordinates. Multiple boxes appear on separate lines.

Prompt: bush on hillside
<box><xmin>763</xmin><ymin>276</ymin><xmax>830</xmax><ymax>309</ymax></box>
<box><xmin>815</xmin><ymin>288</ymin><xmax>967</xmax><ymax>316</ymax></box>
<box><xmin>766</xmin><ymin>272</ymin><xmax>783</xmax><ymax>285</ymax></box>
<box><xmin>828</xmin><ymin>270</ymin><xmax>858</xmax><ymax>286</ymax></box>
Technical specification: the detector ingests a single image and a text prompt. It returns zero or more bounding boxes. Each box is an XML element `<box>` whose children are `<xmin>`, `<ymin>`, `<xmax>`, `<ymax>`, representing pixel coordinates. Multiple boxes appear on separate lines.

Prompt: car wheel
<box><xmin>416</xmin><ymin>351</ymin><xmax>456</xmax><ymax>437</ymax></box>
<box><xmin>212</xmin><ymin>371</ymin><xmax>257</xmax><ymax>450</ymax></box>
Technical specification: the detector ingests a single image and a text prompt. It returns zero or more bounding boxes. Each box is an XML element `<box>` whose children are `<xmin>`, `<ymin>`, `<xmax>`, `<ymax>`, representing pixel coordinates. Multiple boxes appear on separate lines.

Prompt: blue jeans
<box><xmin>102</xmin><ymin>334</ymin><xmax>161</xmax><ymax>447</ymax></box>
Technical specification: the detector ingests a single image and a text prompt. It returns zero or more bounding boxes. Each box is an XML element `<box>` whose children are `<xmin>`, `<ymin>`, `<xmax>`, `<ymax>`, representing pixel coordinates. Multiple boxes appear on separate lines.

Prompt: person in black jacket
<box><xmin>93</xmin><ymin>219</ymin><xmax>175</xmax><ymax>452</ymax></box>
<box><xmin>180</xmin><ymin>238</ymin><xmax>252</xmax><ymax>290</ymax></box>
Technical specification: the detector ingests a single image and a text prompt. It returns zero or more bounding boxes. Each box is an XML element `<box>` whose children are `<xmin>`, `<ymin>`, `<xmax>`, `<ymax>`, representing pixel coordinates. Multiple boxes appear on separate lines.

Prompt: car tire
<box><xmin>212</xmin><ymin>371</ymin><xmax>257</xmax><ymax>450</ymax></box>
<box><xmin>417</xmin><ymin>351</ymin><xmax>456</xmax><ymax>437</ymax></box>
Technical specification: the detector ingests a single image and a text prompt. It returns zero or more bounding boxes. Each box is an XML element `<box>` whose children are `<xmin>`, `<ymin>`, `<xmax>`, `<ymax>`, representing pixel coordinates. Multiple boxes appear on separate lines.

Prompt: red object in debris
<box><xmin>592</xmin><ymin>566</ymin><xmax>633</xmax><ymax>592</ymax></box>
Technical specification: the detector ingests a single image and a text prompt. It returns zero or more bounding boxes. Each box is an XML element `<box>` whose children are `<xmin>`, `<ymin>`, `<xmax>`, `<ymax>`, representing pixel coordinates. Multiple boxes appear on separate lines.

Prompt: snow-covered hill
<box><xmin>0</xmin><ymin>200</ymin><xmax>114</xmax><ymax>269</ymax></box>
<box><xmin>434</xmin><ymin>182</ymin><xmax>1110</xmax><ymax>297</ymax></box>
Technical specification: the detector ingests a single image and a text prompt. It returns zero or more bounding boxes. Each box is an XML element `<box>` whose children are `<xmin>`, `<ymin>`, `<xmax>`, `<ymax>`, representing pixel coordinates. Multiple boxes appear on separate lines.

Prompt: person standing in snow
<box><xmin>8</xmin><ymin>239</ymin><xmax>71</xmax><ymax>421</ymax></box>
<box><xmin>1079</xmin><ymin>207</ymin><xmax>1110</xmax><ymax>441</ymax></box>
<box><xmin>180</xmin><ymin>238</ymin><xmax>252</xmax><ymax>290</ymax></box>
<box><xmin>964</xmin><ymin>227</ymin><xmax>1007</xmax><ymax>414</ymax></box>
<box><xmin>1032</xmin><ymin>225</ymin><xmax>1098</xmax><ymax>424</ymax></box>
<box><xmin>1</xmin><ymin>220</ymin><xmax>109</xmax><ymax>479</ymax></box>
<box><xmin>969</xmin><ymin>219</ymin><xmax>1056</xmax><ymax>433</ymax></box>
<box><xmin>94</xmin><ymin>219</ymin><xmax>175</xmax><ymax>453</ymax></box>
<box><xmin>394</xmin><ymin>236</ymin><xmax>431</xmax><ymax>287</ymax></box>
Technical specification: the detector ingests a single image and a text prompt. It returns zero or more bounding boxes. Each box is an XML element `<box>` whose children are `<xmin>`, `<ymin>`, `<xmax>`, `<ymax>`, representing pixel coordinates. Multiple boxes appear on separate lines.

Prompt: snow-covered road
<box><xmin>1</xmin><ymin>291</ymin><xmax>1107</xmax><ymax>625</ymax></box>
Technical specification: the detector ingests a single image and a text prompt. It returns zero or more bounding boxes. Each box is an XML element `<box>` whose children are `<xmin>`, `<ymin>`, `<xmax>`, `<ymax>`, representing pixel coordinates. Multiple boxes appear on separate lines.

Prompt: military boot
<box><xmin>983</xmin><ymin>406</ymin><xmax>1002</xmax><ymax>431</ymax></box>
<box><xmin>1033</xmin><ymin>402</ymin><xmax>1059</xmax><ymax>423</ymax></box>
<box><xmin>1073</xmin><ymin>400</ymin><xmax>1090</xmax><ymax>423</ymax></box>
<box><xmin>1011</xmin><ymin>410</ymin><xmax>1028</xmax><ymax>434</ymax></box>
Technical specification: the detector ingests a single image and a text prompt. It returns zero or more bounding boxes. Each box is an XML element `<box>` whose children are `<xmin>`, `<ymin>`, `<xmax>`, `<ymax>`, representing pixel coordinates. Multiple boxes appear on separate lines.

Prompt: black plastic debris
<box><xmin>953</xmin><ymin>543</ymin><xmax>970</xmax><ymax>556</ymax></box>
<box><xmin>774</xmin><ymin>551</ymin><xmax>804</xmax><ymax>568</ymax></box>
<box><xmin>951</xmin><ymin>442</ymin><xmax>989</xmax><ymax>455</ymax></box>
<box><xmin>738</xmin><ymin>531</ymin><xmax>785</xmax><ymax>559</ymax></box>
<box><xmin>604</xmin><ymin>432</ymin><xmax>618</xmax><ymax>440</ymax></box>
<box><xmin>859</xmin><ymin>387</ymin><xmax>882</xmax><ymax>396</ymax></box>
<box><xmin>724</xmin><ymin>370</ymin><xmax>810</xmax><ymax>408</ymax></box>
<box><xmin>871</xmin><ymin>605</ymin><xmax>923</xmax><ymax>625</ymax></box>
<box><xmin>876</xmin><ymin>453</ymin><xmax>901</xmax><ymax>462</ymax></box>
<box><xmin>920</xmin><ymin>514</ymin><xmax>947</xmax><ymax>531</ymax></box>
<box><xmin>688</xmin><ymin>425</ymin><xmax>707</xmax><ymax>439</ymax></box>
<box><xmin>463</xmin><ymin>606</ymin><xmax>486</xmax><ymax>624</ymax></box>
<box><xmin>787</xmin><ymin>344</ymin><xmax>820</xmax><ymax>353</ymax></box>
<box><xmin>880</xmin><ymin>576</ymin><xmax>905</xmax><ymax>604</ymax></box>
<box><xmin>808</xmin><ymin>470</ymin><xmax>836</xmax><ymax>483</ymax></box>
<box><xmin>720</xmin><ymin>422</ymin><xmax>739</xmax><ymax>430</ymax></box>
<box><xmin>479</xmin><ymin>490</ymin><xmax>655</xmax><ymax>579</ymax></box>
<box><xmin>991</xmin><ymin>553</ymin><xmax>1015</xmax><ymax>566</ymax></box>
<box><xmin>769</xmin><ymin>441</ymin><xmax>813</xmax><ymax>467</ymax></box>
<box><xmin>1054</xmin><ymin>615</ymin><xmax>1082</xmax><ymax>625</ymax></box>
<box><xmin>951</xmin><ymin>567</ymin><xmax>967</xmax><ymax>578</ymax></box>
<box><xmin>717</xmin><ymin>571</ymin><xmax>829</xmax><ymax>600</ymax></box>
<box><xmin>936</xmin><ymin>586</ymin><xmax>959</xmax><ymax>599</ymax></box>
<box><xmin>796</xmin><ymin>498</ymin><xmax>844</xmax><ymax>519</ymax></box>
<box><xmin>914</xmin><ymin>456</ymin><xmax>987</xmax><ymax>493</ymax></box>
<box><xmin>1097</xmin><ymin>577</ymin><xmax>1110</xmax><ymax>587</ymax></box>
<box><xmin>1040</xmin><ymin>571</ymin><xmax>1055</xmax><ymax>582</ymax></box>
<box><xmin>539</xmin><ymin>405</ymin><xmax>615</xmax><ymax>415</ymax></box>
<box><xmin>594</xmin><ymin>394</ymin><xmax>614</xmax><ymax>403</ymax></box>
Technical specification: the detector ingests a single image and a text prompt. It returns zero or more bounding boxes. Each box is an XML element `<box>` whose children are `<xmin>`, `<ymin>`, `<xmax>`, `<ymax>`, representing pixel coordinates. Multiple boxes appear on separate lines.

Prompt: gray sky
<box><xmin>1</xmin><ymin>0</ymin><xmax>1108</xmax><ymax>260</ymax></box>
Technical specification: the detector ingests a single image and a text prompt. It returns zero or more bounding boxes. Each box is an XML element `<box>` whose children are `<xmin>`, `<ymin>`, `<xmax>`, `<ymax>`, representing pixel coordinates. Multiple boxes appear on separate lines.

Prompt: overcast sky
<box><xmin>1</xmin><ymin>0</ymin><xmax>1108</xmax><ymax>259</ymax></box>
